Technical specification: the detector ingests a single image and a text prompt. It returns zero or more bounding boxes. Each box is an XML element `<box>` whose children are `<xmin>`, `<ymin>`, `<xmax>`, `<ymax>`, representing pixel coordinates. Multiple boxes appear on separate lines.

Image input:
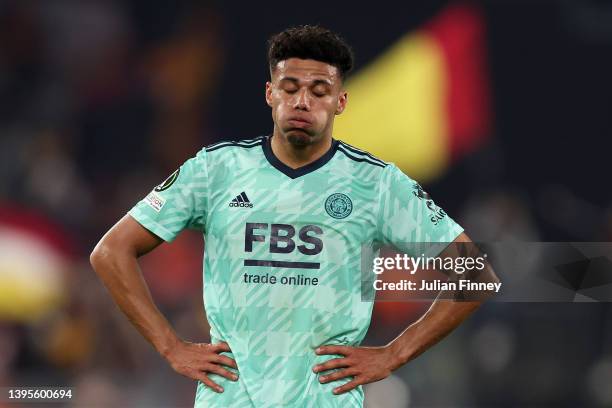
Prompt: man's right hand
<box><xmin>164</xmin><ymin>340</ymin><xmax>238</xmax><ymax>393</ymax></box>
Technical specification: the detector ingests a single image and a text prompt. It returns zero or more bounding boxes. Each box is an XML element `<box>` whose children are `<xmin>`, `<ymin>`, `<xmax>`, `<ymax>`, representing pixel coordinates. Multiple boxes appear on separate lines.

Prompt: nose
<box><xmin>293</xmin><ymin>88</ymin><xmax>310</xmax><ymax>111</ymax></box>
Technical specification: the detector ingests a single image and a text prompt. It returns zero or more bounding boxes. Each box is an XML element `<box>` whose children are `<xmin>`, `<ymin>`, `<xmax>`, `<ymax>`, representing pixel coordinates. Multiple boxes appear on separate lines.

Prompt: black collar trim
<box><xmin>262</xmin><ymin>135</ymin><xmax>339</xmax><ymax>179</ymax></box>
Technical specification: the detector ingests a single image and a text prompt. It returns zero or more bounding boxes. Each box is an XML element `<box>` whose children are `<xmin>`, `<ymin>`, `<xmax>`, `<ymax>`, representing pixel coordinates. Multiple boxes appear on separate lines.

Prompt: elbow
<box><xmin>90</xmin><ymin>239</ymin><xmax>114</xmax><ymax>275</ymax></box>
<box><xmin>481</xmin><ymin>264</ymin><xmax>501</xmax><ymax>302</ymax></box>
<box><xmin>486</xmin><ymin>263</ymin><xmax>501</xmax><ymax>286</ymax></box>
<box><xmin>89</xmin><ymin>242</ymin><xmax>105</xmax><ymax>272</ymax></box>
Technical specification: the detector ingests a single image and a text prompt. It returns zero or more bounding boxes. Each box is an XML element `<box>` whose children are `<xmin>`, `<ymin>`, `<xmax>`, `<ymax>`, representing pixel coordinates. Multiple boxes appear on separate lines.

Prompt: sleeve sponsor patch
<box><xmin>145</xmin><ymin>191</ymin><xmax>166</xmax><ymax>212</ymax></box>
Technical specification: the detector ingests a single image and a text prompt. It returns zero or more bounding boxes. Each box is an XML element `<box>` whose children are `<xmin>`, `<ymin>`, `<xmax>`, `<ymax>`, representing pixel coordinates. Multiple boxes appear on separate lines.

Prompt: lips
<box><xmin>287</xmin><ymin>117</ymin><xmax>312</xmax><ymax>128</ymax></box>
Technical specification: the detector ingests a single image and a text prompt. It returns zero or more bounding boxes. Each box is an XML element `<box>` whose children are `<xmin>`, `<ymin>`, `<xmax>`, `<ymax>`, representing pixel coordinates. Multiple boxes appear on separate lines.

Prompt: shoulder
<box><xmin>335</xmin><ymin>140</ymin><xmax>389</xmax><ymax>170</ymax></box>
<box><xmin>334</xmin><ymin>140</ymin><xmax>422</xmax><ymax>187</ymax></box>
<box><xmin>204</xmin><ymin>136</ymin><xmax>265</xmax><ymax>153</ymax></box>
<box><xmin>191</xmin><ymin>136</ymin><xmax>265</xmax><ymax>175</ymax></box>
<box><xmin>334</xmin><ymin>140</ymin><xmax>392</xmax><ymax>184</ymax></box>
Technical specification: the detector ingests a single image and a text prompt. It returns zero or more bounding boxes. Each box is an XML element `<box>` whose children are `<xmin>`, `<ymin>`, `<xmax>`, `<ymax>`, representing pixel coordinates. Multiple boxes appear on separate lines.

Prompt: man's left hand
<box><xmin>312</xmin><ymin>345</ymin><xmax>397</xmax><ymax>395</ymax></box>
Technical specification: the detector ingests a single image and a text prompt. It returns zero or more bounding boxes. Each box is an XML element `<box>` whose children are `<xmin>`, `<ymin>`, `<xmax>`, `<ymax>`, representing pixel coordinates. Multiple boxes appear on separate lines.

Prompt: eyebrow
<box><xmin>279</xmin><ymin>76</ymin><xmax>332</xmax><ymax>87</ymax></box>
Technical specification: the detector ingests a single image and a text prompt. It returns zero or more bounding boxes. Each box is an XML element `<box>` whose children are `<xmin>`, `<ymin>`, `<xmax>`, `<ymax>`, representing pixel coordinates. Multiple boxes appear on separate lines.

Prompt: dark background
<box><xmin>1</xmin><ymin>1</ymin><xmax>611</xmax><ymax>407</ymax></box>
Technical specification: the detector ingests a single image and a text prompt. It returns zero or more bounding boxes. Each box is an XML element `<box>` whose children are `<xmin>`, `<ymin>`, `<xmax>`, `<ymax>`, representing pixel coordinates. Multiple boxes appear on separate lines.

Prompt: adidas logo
<box><xmin>229</xmin><ymin>192</ymin><xmax>253</xmax><ymax>208</ymax></box>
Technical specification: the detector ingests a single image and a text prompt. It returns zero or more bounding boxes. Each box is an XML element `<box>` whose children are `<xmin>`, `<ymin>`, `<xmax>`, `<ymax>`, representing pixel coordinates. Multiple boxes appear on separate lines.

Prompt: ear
<box><xmin>335</xmin><ymin>90</ymin><xmax>348</xmax><ymax>115</ymax></box>
<box><xmin>265</xmin><ymin>81</ymin><xmax>273</xmax><ymax>107</ymax></box>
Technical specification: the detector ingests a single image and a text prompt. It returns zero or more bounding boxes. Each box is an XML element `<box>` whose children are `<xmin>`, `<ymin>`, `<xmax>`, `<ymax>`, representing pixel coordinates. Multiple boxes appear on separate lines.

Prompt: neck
<box><xmin>271</xmin><ymin>128</ymin><xmax>332</xmax><ymax>169</ymax></box>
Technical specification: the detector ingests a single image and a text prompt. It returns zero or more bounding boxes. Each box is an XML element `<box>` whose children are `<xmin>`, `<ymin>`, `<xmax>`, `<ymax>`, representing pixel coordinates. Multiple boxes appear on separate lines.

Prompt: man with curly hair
<box><xmin>91</xmin><ymin>25</ymin><xmax>497</xmax><ymax>407</ymax></box>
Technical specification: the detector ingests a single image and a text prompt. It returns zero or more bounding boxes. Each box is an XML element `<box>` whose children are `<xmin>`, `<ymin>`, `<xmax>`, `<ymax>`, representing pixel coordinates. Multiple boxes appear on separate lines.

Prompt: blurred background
<box><xmin>1</xmin><ymin>0</ymin><xmax>611</xmax><ymax>407</ymax></box>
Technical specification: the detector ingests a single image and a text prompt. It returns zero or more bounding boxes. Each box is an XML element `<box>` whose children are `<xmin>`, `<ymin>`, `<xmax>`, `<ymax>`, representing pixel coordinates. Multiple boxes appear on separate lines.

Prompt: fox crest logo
<box><xmin>325</xmin><ymin>193</ymin><xmax>352</xmax><ymax>219</ymax></box>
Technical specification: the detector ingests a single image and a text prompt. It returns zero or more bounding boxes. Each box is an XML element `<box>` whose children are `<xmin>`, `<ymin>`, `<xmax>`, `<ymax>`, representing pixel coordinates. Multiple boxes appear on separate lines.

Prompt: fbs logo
<box><xmin>229</xmin><ymin>192</ymin><xmax>253</xmax><ymax>208</ymax></box>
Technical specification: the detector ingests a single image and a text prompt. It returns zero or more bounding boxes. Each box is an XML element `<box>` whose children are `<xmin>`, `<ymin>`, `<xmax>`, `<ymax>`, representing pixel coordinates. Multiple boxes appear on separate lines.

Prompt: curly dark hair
<box><xmin>267</xmin><ymin>25</ymin><xmax>354</xmax><ymax>80</ymax></box>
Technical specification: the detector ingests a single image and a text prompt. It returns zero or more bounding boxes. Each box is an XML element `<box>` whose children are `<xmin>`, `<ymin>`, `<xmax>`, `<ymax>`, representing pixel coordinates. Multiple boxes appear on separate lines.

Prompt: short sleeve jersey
<box><xmin>128</xmin><ymin>135</ymin><xmax>463</xmax><ymax>408</ymax></box>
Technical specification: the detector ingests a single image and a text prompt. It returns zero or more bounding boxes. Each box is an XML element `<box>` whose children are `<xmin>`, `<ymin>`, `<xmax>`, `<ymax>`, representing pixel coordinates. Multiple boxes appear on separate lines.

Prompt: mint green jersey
<box><xmin>128</xmin><ymin>135</ymin><xmax>463</xmax><ymax>408</ymax></box>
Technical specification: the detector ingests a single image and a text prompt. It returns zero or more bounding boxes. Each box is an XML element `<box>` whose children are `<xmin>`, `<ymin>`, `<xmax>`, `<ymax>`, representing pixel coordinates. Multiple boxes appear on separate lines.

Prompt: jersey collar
<box><xmin>262</xmin><ymin>134</ymin><xmax>339</xmax><ymax>179</ymax></box>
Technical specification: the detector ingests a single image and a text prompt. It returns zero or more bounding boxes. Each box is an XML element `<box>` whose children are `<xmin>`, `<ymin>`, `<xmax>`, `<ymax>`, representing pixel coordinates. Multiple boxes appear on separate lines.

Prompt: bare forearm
<box><xmin>387</xmin><ymin>298</ymin><xmax>480</xmax><ymax>370</ymax></box>
<box><xmin>90</xmin><ymin>244</ymin><xmax>178</xmax><ymax>357</ymax></box>
<box><xmin>386</xmin><ymin>235</ymin><xmax>500</xmax><ymax>369</ymax></box>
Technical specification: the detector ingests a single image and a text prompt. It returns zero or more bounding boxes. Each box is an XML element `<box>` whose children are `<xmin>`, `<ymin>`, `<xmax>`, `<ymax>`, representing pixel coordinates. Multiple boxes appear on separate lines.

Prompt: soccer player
<box><xmin>90</xmin><ymin>25</ymin><xmax>498</xmax><ymax>407</ymax></box>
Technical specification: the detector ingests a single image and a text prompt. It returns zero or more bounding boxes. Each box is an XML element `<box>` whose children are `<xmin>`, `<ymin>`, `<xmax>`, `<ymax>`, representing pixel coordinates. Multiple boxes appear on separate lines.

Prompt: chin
<box><xmin>286</xmin><ymin>129</ymin><xmax>316</xmax><ymax>147</ymax></box>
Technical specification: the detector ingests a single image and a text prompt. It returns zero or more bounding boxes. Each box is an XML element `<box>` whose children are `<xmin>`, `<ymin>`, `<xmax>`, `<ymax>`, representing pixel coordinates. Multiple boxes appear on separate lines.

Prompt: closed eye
<box><xmin>312</xmin><ymin>84</ymin><xmax>330</xmax><ymax>97</ymax></box>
